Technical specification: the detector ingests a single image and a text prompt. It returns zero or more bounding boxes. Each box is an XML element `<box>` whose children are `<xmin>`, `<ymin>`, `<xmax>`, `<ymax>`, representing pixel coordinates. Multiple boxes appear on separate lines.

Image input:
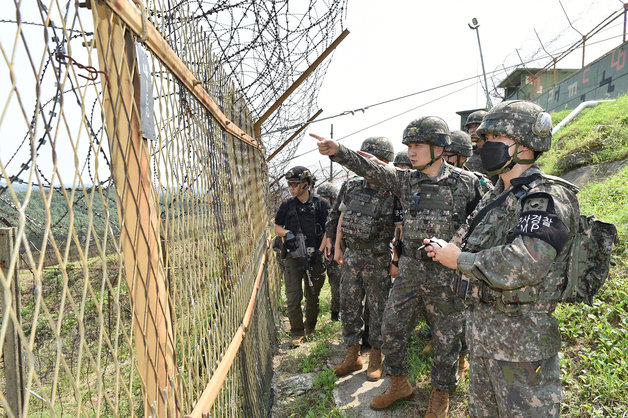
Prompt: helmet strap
<box><xmin>511</xmin><ymin>143</ymin><xmax>536</xmax><ymax>165</ymax></box>
<box><xmin>413</xmin><ymin>145</ymin><xmax>442</xmax><ymax>170</ymax></box>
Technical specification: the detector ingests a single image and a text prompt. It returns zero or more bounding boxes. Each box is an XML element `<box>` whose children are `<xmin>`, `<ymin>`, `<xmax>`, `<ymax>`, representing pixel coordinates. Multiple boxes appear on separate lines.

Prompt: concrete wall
<box><xmin>532</xmin><ymin>41</ymin><xmax>628</xmax><ymax>112</ymax></box>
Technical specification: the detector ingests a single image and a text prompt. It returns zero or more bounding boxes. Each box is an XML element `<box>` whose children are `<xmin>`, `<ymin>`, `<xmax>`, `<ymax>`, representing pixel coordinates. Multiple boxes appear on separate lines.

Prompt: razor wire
<box><xmin>0</xmin><ymin>0</ymin><xmax>348</xmax><ymax>415</ymax></box>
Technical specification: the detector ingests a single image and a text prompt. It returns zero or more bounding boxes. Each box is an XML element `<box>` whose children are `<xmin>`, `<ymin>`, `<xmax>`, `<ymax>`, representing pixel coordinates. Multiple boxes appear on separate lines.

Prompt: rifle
<box><xmin>286</xmin><ymin>201</ymin><xmax>320</xmax><ymax>290</ymax></box>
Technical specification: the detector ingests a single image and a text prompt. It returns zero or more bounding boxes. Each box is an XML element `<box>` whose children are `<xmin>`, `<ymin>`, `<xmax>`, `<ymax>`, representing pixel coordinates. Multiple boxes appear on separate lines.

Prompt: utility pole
<box><xmin>468</xmin><ymin>18</ymin><xmax>493</xmax><ymax>109</ymax></box>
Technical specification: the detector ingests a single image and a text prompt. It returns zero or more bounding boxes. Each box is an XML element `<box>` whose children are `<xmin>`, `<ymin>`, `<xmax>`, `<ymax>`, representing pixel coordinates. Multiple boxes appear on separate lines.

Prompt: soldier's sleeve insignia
<box><xmin>514</xmin><ymin>193</ymin><xmax>569</xmax><ymax>252</ymax></box>
<box><xmin>522</xmin><ymin>195</ymin><xmax>550</xmax><ymax>212</ymax></box>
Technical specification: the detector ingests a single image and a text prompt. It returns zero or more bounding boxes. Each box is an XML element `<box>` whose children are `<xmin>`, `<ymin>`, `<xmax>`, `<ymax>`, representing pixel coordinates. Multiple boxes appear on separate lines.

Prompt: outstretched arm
<box><xmin>311</xmin><ymin>133</ymin><xmax>401</xmax><ymax>195</ymax></box>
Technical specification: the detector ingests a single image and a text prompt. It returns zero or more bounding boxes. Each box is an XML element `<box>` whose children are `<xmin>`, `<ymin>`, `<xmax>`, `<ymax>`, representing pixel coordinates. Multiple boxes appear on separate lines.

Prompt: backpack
<box><xmin>559</xmin><ymin>214</ymin><xmax>618</xmax><ymax>305</ymax></box>
<box><xmin>464</xmin><ymin>173</ymin><xmax>619</xmax><ymax>306</ymax></box>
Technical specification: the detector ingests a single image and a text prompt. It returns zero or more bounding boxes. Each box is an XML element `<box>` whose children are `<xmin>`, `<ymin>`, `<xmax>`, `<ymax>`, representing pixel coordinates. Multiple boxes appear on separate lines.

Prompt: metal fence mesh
<box><xmin>0</xmin><ymin>0</ymin><xmax>282</xmax><ymax>416</ymax></box>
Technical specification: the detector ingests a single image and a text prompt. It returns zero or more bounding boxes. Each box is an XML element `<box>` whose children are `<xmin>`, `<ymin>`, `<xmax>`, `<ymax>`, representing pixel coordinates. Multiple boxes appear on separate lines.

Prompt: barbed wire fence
<box><xmin>488</xmin><ymin>2</ymin><xmax>628</xmax><ymax>102</ymax></box>
<box><xmin>0</xmin><ymin>0</ymin><xmax>346</xmax><ymax>416</ymax></box>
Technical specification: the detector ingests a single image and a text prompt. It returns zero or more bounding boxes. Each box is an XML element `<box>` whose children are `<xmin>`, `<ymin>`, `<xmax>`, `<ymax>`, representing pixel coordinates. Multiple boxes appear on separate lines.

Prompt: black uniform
<box><xmin>275</xmin><ymin>194</ymin><xmax>330</xmax><ymax>336</ymax></box>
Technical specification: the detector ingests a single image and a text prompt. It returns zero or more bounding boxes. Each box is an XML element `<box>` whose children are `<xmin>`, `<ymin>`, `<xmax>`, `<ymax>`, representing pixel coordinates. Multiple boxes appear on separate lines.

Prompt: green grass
<box><xmin>576</xmin><ymin>166</ymin><xmax>628</xmax><ymax>255</ymax></box>
<box><xmin>277</xmin><ymin>276</ymin><xmax>344</xmax><ymax>417</ymax></box>
<box><xmin>278</xmin><ymin>153</ymin><xmax>628</xmax><ymax>416</ymax></box>
<box><xmin>538</xmin><ymin>94</ymin><xmax>628</xmax><ymax>174</ymax></box>
<box><xmin>11</xmin><ymin>255</ymin><xmax>143</xmax><ymax>417</ymax></box>
<box><xmin>552</xmin><ymin>160</ymin><xmax>628</xmax><ymax>416</ymax></box>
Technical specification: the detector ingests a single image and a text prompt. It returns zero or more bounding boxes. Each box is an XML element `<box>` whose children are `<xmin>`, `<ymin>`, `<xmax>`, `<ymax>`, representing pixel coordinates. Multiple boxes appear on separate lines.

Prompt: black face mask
<box><xmin>479</xmin><ymin>141</ymin><xmax>513</xmax><ymax>174</ymax></box>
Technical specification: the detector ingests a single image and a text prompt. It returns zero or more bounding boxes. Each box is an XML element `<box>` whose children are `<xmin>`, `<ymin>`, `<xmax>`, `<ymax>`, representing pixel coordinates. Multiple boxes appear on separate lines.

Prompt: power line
<box><xmin>291</xmin><ymin>79</ymin><xmax>478</xmax><ymax>160</ymax></box>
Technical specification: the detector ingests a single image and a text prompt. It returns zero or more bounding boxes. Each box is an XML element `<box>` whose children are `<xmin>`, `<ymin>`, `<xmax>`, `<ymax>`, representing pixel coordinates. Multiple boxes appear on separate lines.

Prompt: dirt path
<box><xmin>270</xmin><ymin>315</ymin><xmax>469</xmax><ymax>417</ymax></box>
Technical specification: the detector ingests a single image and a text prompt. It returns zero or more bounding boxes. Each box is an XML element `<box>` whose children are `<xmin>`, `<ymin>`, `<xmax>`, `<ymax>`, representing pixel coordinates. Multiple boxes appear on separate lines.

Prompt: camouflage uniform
<box><xmin>465</xmin><ymin>149</ymin><xmax>486</xmax><ymax>175</ymax></box>
<box><xmin>454</xmin><ymin>101</ymin><xmax>579</xmax><ymax>416</ymax></box>
<box><xmin>326</xmin><ymin>176</ymin><xmax>399</xmax><ymax>349</ymax></box>
<box><xmin>464</xmin><ymin>110</ymin><xmax>494</xmax><ymax>182</ymax></box>
<box><xmin>326</xmin><ymin>259</ymin><xmax>341</xmax><ymax>314</ymax></box>
<box><xmin>317</xmin><ymin>182</ymin><xmax>342</xmax><ymax>315</ymax></box>
<box><xmin>330</xmin><ymin>143</ymin><xmax>481</xmax><ymax>392</ymax></box>
<box><xmin>447</xmin><ymin>130</ymin><xmax>494</xmax><ymax>198</ymax></box>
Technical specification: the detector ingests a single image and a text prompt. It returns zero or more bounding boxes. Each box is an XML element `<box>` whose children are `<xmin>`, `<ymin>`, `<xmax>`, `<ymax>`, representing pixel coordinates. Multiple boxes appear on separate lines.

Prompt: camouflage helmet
<box><xmin>477</xmin><ymin>100</ymin><xmax>552</xmax><ymax>151</ymax></box>
<box><xmin>316</xmin><ymin>182</ymin><xmax>339</xmax><ymax>199</ymax></box>
<box><xmin>445</xmin><ymin>130</ymin><xmax>473</xmax><ymax>157</ymax></box>
<box><xmin>360</xmin><ymin>136</ymin><xmax>395</xmax><ymax>162</ymax></box>
<box><xmin>464</xmin><ymin>110</ymin><xmax>487</xmax><ymax>128</ymax></box>
<box><xmin>402</xmin><ymin>116</ymin><xmax>451</xmax><ymax>146</ymax></box>
<box><xmin>285</xmin><ymin>166</ymin><xmax>314</xmax><ymax>184</ymax></box>
<box><xmin>393</xmin><ymin>151</ymin><xmax>412</xmax><ymax>167</ymax></box>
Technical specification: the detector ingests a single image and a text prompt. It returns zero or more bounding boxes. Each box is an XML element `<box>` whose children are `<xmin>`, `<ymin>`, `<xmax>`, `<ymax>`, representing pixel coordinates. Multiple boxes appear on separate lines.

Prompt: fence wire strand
<box><xmin>0</xmin><ymin>0</ymin><xmax>346</xmax><ymax>415</ymax></box>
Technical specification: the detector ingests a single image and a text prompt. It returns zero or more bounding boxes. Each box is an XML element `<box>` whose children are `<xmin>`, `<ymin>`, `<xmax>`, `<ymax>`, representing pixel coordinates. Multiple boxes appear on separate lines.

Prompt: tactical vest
<box><xmin>403</xmin><ymin>172</ymin><xmax>468</xmax><ymax>247</ymax></box>
<box><xmin>341</xmin><ymin>183</ymin><xmax>395</xmax><ymax>245</ymax></box>
<box><xmin>463</xmin><ymin>173</ymin><xmax>579</xmax><ymax>309</ymax></box>
<box><xmin>285</xmin><ymin>197</ymin><xmax>325</xmax><ymax>248</ymax></box>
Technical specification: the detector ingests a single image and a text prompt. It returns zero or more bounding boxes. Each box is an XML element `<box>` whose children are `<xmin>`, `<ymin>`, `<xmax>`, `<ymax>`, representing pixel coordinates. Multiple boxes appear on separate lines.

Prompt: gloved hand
<box><xmin>284</xmin><ymin>231</ymin><xmax>298</xmax><ymax>251</ymax></box>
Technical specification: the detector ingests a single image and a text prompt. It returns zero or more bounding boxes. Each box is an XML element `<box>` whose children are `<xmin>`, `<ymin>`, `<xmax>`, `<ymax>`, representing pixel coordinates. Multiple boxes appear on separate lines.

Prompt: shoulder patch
<box><xmin>515</xmin><ymin>192</ymin><xmax>569</xmax><ymax>252</ymax></box>
<box><xmin>522</xmin><ymin>195</ymin><xmax>550</xmax><ymax>212</ymax></box>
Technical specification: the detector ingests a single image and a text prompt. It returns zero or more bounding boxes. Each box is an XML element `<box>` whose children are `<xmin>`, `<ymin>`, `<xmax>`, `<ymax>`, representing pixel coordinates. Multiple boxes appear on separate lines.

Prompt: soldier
<box><xmin>316</xmin><ymin>182</ymin><xmax>342</xmax><ymax>321</ymax></box>
<box><xmin>393</xmin><ymin>150</ymin><xmax>413</xmax><ymax>170</ymax></box>
<box><xmin>464</xmin><ymin>110</ymin><xmax>489</xmax><ymax>176</ymax></box>
<box><xmin>391</xmin><ymin>151</ymin><xmax>412</xmax><ymax>278</ymax></box>
<box><xmin>445</xmin><ymin>130</ymin><xmax>493</xmax><ymax>196</ymax></box>
<box><xmin>326</xmin><ymin>137</ymin><xmax>400</xmax><ymax>381</ymax></box>
<box><xmin>313</xmin><ymin>116</ymin><xmax>482</xmax><ymax>416</ymax></box>
<box><xmin>442</xmin><ymin>130</ymin><xmax>495</xmax><ymax>381</ymax></box>
<box><xmin>424</xmin><ymin>100</ymin><xmax>579</xmax><ymax>417</ymax></box>
<box><xmin>274</xmin><ymin>166</ymin><xmax>330</xmax><ymax>347</ymax></box>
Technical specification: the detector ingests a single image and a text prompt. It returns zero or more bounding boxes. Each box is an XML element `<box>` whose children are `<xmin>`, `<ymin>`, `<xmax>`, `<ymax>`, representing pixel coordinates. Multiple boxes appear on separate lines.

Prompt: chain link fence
<box><xmin>0</xmin><ymin>0</ymin><xmax>285</xmax><ymax>416</ymax></box>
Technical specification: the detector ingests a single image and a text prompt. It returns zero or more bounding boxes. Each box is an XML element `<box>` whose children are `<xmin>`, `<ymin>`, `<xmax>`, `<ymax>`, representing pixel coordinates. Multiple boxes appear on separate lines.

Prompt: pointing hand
<box><xmin>310</xmin><ymin>133</ymin><xmax>339</xmax><ymax>156</ymax></box>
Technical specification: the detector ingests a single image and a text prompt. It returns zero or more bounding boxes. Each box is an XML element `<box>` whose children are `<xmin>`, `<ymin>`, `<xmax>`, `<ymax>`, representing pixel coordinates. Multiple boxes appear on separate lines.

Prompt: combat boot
<box><xmin>366</xmin><ymin>348</ymin><xmax>383</xmax><ymax>381</ymax></box>
<box><xmin>425</xmin><ymin>387</ymin><xmax>449</xmax><ymax>418</ymax></box>
<box><xmin>457</xmin><ymin>354</ymin><xmax>469</xmax><ymax>380</ymax></box>
<box><xmin>333</xmin><ymin>344</ymin><xmax>363</xmax><ymax>376</ymax></box>
<box><xmin>422</xmin><ymin>339</ymin><xmax>434</xmax><ymax>355</ymax></box>
<box><xmin>290</xmin><ymin>335</ymin><xmax>304</xmax><ymax>347</ymax></box>
<box><xmin>370</xmin><ymin>375</ymin><xmax>413</xmax><ymax>410</ymax></box>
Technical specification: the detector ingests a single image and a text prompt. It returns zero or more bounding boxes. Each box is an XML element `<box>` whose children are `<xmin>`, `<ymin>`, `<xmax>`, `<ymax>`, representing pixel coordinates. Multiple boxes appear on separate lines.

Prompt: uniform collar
<box><xmin>411</xmin><ymin>160</ymin><xmax>454</xmax><ymax>182</ymax></box>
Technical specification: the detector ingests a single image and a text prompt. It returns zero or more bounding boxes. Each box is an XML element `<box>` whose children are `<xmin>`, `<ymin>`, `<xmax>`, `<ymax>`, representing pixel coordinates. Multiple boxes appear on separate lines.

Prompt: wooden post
<box><xmin>254</xmin><ymin>29</ymin><xmax>349</xmax><ymax>137</ymax></box>
<box><xmin>265</xmin><ymin>109</ymin><xmax>323</xmax><ymax>162</ymax></box>
<box><xmin>0</xmin><ymin>227</ymin><xmax>24</xmax><ymax>417</ymax></box>
<box><xmin>91</xmin><ymin>2</ymin><xmax>178</xmax><ymax>416</ymax></box>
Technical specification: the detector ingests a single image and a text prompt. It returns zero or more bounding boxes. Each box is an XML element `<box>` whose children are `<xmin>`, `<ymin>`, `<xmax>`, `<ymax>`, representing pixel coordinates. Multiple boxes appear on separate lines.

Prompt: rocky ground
<box><xmin>270</xmin><ymin>314</ymin><xmax>469</xmax><ymax>417</ymax></box>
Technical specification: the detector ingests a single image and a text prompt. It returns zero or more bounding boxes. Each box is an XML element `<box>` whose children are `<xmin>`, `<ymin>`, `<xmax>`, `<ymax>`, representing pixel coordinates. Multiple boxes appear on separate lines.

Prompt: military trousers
<box><xmin>283</xmin><ymin>256</ymin><xmax>325</xmax><ymax>336</ymax></box>
<box><xmin>326</xmin><ymin>261</ymin><xmax>341</xmax><ymax>313</ymax></box>
<box><xmin>381</xmin><ymin>255</ymin><xmax>465</xmax><ymax>393</ymax></box>
<box><xmin>340</xmin><ymin>248</ymin><xmax>392</xmax><ymax>349</ymax></box>
<box><xmin>468</xmin><ymin>354</ymin><xmax>562</xmax><ymax>417</ymax></box>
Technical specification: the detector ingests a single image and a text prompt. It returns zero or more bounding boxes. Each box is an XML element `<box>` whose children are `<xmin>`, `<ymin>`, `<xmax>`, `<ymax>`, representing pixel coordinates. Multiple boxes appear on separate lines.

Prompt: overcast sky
<box><xmin>296</xmin><ymin>0</ymin><xmax>625</xmax><ymax>180</ymax></box>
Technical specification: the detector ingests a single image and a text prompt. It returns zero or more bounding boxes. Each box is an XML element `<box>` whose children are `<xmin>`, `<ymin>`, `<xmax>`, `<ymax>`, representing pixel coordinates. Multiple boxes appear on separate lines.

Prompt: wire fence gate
<box><xmin>0</xmin><ymin>0</ymin><xmax>283</xmax><ymax>416</ymax></box>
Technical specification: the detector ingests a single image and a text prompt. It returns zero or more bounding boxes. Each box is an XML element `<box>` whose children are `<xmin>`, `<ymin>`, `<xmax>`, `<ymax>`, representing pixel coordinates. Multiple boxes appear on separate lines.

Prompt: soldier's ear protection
<box><xmin>532</xmin><ymin>111</ymin><xmax>552</xmax><ymax>137</ymax></box>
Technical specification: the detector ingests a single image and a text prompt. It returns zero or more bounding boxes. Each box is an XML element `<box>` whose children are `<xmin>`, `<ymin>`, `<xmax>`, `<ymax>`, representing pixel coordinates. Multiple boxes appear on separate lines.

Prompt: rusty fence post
<box><xmin>0</xmin><ymin>227</ymin><xmax>24</xmax><ymax>417</ymax></box>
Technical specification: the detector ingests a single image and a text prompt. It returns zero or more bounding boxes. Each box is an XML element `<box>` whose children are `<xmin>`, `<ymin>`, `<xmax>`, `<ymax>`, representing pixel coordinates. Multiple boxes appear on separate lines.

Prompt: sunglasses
<box><xmin>288</xmin><ymin>182</ymin><xmax>301</xmax><ymax>188</ymax></box>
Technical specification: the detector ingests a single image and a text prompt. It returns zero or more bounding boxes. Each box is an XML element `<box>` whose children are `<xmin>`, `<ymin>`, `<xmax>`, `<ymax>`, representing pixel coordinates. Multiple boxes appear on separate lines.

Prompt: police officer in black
<box><xmin>275</xmin><ymin>166</ymin><xmax>330</xmax><ymax>346</ymax></box>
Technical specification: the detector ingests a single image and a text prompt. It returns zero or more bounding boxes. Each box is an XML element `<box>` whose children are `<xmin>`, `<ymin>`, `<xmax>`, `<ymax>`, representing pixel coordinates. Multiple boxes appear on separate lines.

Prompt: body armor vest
<box><xmin>341</xmin><ymin>183</ymin><xmax>395</xmax><ymax>244</ymax></box>
<box><xmin>403</xmin><ymin>173</ymin><xmax>467</xmax><ymax>247</ymax></box>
